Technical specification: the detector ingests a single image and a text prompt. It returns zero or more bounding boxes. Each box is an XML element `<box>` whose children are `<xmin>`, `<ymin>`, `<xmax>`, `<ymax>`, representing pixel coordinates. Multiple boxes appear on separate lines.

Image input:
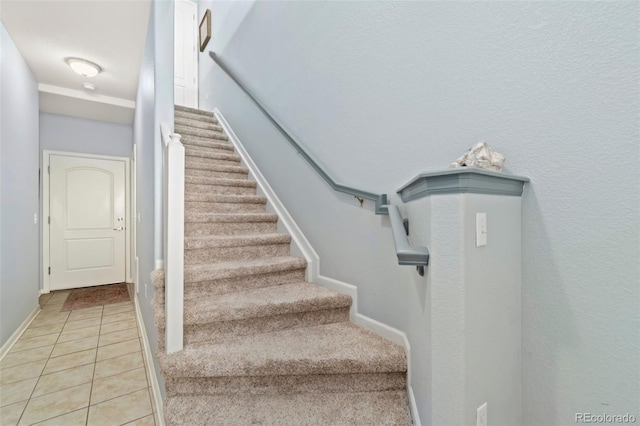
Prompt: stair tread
<box><xmin>185</xmin><ymin>163</ymin><xmax>248</xmax><ymax>173</ymax></box>
<box><xmin>185</xmin><ymin>176</ymin><xmax>256</xmax><ymax>187</ymax></box>
<box><xmin>184</xmin><ymin>256</ymin><xmax>307</xmax><ymax>283</ymax></box>
<box><xmin>185</xmin><ymin>212</ymin><xmax>278</xmax><ymax>223</ymax></box>
<box><xmin>164</xmin><ymin>390</ymin><xmax>412</xmax><ymax>426</ymax></box>
<box><xmin>181</xmin><ymin>138</ymin><xmax>234</xmax><ymax>150</ymax></box>
<box><xmin>183</xmin><ymin>282</ymin><xmax>351</xmax><ymax>325</ymax></box>
<box><xmin>185</xmin><ymin>150</ymin><xmax>240</xmax><ymax>161</ymax></box>
<box><xmin>185</xmin><ymin>233</ymin><xmax>289</xmax><ymax>249</ymax></box>
<box><xmin>175</xmin><ymin>105</ymin><xmax>213</xmax><ymax>116</ymax></box>
<box><xmin>184</xmin><ymin>193</ymin><xmax>266</xmax><ymax>203</ymax></box>
<box><xmin>160</xmin><ymin>322</ymin><xmax>406</xmax><ymax>377</ymax></box>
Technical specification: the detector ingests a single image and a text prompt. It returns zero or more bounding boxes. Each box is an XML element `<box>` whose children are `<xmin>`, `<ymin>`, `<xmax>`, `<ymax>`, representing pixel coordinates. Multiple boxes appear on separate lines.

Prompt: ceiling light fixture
<box><xmin>65</xmin><ymin>58</ymin><xmax>101</xmax><ymax>77</ymax></box>
<box><xmin>83</xmin><ymin>83</ymin><xmax>96</xmax><ymax>91</ymax></box>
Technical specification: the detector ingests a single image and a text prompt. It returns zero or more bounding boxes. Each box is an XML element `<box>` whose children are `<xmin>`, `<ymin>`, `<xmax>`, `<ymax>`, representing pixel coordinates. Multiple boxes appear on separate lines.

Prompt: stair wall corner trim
<box><xmin>134</xmin><ymin>294</ymin><xmax>165</xmax><ymax>426</ymax></box>
<box><xmin>213</xmin><ymin>108</ymin><xmax>319</xmax><ymax>281</ymax></box>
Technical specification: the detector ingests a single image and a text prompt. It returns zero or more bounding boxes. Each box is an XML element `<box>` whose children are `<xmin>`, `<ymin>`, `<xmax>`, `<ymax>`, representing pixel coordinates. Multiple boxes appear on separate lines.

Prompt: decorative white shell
<box><xmin>449</xmin><ymin>141</ymin><xmax>506</xmax><ymax>171</ymax></box>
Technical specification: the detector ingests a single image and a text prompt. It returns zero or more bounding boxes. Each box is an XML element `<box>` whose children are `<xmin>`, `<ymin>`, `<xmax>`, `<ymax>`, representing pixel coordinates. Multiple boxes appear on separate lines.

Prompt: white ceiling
<box><xmin>1</xmin><ymin>0</ymin><xmax>152</xmax><ymax>125</ymax></box>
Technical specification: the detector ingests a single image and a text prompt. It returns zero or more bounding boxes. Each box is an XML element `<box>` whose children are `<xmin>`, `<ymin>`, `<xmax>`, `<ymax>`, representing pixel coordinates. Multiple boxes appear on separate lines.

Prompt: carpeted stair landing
<box><xmin>152</xmin><ymin>105</ymin><xmax>412</xmax><ymax>425</ymax></box>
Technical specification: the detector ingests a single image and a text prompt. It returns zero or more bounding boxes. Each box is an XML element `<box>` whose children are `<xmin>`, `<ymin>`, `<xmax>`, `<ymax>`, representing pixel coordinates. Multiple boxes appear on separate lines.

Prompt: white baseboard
<box><xmin>213</xmin><ymin>108</ymin><xmax>319</xmax><ymax>282</ymax></box>
<box><xmin>134</xmin><ymin>295</ymin><xmax>165</xmax><ymax>426</ymax></box>
<box><xmin>213</xmin><ymin>108</ymin><xmax>420</xmax><ymax>425</ymax></box>
<box><xmin>0</xmin><ymin>306</ymin><xmax>40</xmax><ymax>361</ymax></box>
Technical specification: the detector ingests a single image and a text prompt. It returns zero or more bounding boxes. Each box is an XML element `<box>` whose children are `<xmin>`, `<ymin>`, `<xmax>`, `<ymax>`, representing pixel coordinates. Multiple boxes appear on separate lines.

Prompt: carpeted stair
<box><xmin>152</xmin><ymin>105</ymin><xmax>412</xmax><ymax>425</ymax></box>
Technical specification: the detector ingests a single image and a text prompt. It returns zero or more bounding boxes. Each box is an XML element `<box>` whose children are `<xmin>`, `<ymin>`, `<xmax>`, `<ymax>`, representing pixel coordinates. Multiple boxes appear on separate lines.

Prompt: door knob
<box><xmin>113</xmin><ymin>227</ymin><xmax>124</xmax><ymax>231</ymax></box>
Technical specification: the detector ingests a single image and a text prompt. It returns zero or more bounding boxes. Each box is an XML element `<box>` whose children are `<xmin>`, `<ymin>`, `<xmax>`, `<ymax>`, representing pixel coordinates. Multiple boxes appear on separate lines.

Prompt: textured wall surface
<box><xmin>0</xmin><ymin>22</ymin><xmax>40</xmax><ymax>346</ymax></box>
<box><xmin>40</xmin><ymin>112</ymin><xmax>133</xmax><ymax>157</ymax></box>
<box><xmin>201</xmin><ymin>1</ymin><xmax>639</xmax><ymax>424</ymax></box>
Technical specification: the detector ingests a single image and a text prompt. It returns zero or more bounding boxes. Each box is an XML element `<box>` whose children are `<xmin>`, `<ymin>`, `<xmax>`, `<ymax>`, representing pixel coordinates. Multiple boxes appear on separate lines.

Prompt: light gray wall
<box><xmin>40</xmin><ymin>112</ymin><xmax>132</xmax><ymax>157</ymax></box>
<box><xmin>200</xmin><ymin>1</ymin><xmax>639</xmax><ymax>425</ymax></box>
<box><xmin>0</xmin><ymin>22</ymin><xmax>40</xmax><ymax>346</ymax></box>
<box><xmin>133</xmin><ymin>0</ymin><xmax>173</xmax><ymax>397</ymax></box>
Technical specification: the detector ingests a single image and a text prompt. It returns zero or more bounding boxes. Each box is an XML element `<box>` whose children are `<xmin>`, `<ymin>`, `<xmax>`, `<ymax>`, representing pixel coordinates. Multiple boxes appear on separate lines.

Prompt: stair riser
<box><xmin>186</xmin><ymin>151</ymin><xmax>241</xmax><ymax>162</ymax></box>
<box><xmin>175</xmin><ymin>127</ymin><xmax>228</xmax><ymax>141</ymax></box>
<box><xmin>154</xmin><ymin>269</ymin><xmax>306</xmax><ymax>306</ymax></box>
<box><xmin>182</xmin><ymin>138</ymin><xmax>233</xmax><ymax>150</ymax></box>
<box><xmin>185</xmin><ymin>307</ymin><xmax>349</xmax><ymax>344</ymax></box>
<box><xmin>185</xmin><ymin>244</ymin><xmax>290</xmax><ymax>264</ymax></box>
<box><xmin>186</xmin><ymin>184</ymin><xmax>256</xmax><ymax>196</ymax></box>
<box><xmin>175</xmin><ymin>107</ymin><xmax>215</xmax><ymax>117</ymax></box>
<box><xmin>156</xmin><ymin>306</ymin><xmax>348</xmax><ymax>345</ymax></box>
<box><xmin>165</xmin><ymin>372</ymin><xmax>405</xmax><ymax>397</ymax></box>
<box><xmin>186</xmin><ymin>169</ymin><xmax>248</xmax><ymax>180</ymax></box>
<box><xmin>186</xmin><ymin>157</ymin><xmax>241</xmax><ymax>169</ymax></box>
<box><xmin>185</xmin><ymin>201</ymin><xmax>266</xmax><ymax>214</ymax></box>
<box><xmin>188</xmin><ymin>268</ymin><xmax>306</xmax><ymax>297</ymax></box>
<box><xmin>185</xmin><ymin>221</ymin><xmax>277</xmax><ymax>237</ymax></box>
<box><xmin>175</xmin><ymin>119</ymin><xmax>223</xmax><ymax>132</ymax></box>
<box><xmin>174</xmin><ymin>113</ymin><xmax>217</xmax><ymax>124</ymax></box>
<box><xmin>184</xmin><ymin>146</ymin><xmax>235</xmax><ymax>156</ymax></box>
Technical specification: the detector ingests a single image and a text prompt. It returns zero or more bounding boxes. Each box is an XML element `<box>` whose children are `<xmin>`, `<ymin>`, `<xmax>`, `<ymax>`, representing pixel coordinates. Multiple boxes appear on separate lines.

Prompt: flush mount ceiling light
<box><xmin>65</xmin><ymin>58</ymin><xmax>101</xmax><ymax>77</ymax></box>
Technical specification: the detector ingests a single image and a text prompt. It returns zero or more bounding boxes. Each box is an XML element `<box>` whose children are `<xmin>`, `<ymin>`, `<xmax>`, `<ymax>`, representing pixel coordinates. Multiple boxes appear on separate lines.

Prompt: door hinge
<box><xmin>48</xmin><ymin>267</ymin><xmax>51</xmax><ymax>275</ymax></box>
<box><xmin>48</xmin><ymin>216</ymin><xmax>50</xmax><ymax>224</ymax></box>
<box><xmin>47</xmin><ymin>165</ymin><xmax>50</xmax><ymax>174</ymax></box>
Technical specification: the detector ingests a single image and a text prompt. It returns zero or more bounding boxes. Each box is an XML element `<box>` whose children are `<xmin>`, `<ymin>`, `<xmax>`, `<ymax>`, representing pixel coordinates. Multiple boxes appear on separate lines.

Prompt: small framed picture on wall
<box><xmin>199</xmin><ymin>9</ymin><xmax>211</xmax><ymax>52</ymax></box>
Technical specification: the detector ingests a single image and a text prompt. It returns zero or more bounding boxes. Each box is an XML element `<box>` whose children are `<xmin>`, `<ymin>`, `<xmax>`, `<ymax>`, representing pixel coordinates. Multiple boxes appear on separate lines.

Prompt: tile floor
<box><xmin>0</xmin><ymin>290</ymin><xmax>159</xmax><ymax>426</ymax></box>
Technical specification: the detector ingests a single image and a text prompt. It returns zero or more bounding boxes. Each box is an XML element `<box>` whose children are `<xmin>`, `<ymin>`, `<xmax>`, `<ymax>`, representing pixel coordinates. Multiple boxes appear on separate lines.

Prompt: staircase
<box><xmin>152</xmin><ymin>105</ymin><xmax>412</xmax><ymax>425</ymax></box>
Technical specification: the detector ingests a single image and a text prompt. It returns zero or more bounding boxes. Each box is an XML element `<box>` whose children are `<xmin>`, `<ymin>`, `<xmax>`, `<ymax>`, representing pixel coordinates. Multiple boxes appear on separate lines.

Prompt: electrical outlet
<box><xmin>33</xmin><ymin>213</ymin><xmax>38</xmax><ymax>224</ymax></box>
<box><xmin>477</xmin><ymin>402</ymin><xmax>487</xmax><ymax>426</ymax></box>
<box><xmin>476</xmin><ymin>213</ymin><xmax>487</xmax><ymax>247</ymax></box>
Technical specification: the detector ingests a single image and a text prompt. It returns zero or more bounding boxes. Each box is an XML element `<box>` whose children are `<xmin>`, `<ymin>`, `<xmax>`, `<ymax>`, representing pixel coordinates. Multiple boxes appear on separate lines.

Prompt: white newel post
<box><xmin>400</xmin><ymin>168</ymin><xmax>529</xmax><ymax>426</ymax></box>
<box><xmin>164</xmin><ymin>130</ymin><xmax>185</xmax><ymax>353</ymax></box>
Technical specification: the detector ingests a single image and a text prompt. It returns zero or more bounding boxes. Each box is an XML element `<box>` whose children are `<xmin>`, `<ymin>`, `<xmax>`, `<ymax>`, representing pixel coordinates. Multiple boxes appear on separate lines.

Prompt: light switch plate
<box><xmin>476</xmin><ymin>213</ymin><xmax>487</xmax><ymax>247</ymax></box>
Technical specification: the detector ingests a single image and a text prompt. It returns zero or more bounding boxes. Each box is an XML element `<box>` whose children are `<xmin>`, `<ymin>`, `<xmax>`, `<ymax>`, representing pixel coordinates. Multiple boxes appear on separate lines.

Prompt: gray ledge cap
<box><xmin>397</xmin><ymin>168</ymin><xmax>530</xmax><ymax>202</ymax></box>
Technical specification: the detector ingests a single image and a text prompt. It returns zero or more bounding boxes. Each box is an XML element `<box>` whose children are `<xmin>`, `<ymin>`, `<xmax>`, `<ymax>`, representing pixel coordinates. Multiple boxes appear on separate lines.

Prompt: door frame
<box><xmin>42</xmin><ymin>150</ymin><xmax>131</xmax><ymax>293</ymax></box>
<box><xmin>175</xmin><ymin>0</ymin><xmax>199</xmax><ymax>108</ymax></box>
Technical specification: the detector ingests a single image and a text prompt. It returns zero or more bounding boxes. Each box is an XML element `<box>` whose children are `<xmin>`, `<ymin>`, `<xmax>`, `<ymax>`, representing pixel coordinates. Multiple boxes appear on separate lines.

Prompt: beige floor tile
<box><xmin>50</xmin><ymin>335</ymin><xmax>98</xmax><ymax>358</ymax></box>
<box><xmin>0</xmin><ymin>399</ymin><xmax>28</xmax><ymax>426</ymax></box>
<box><xmin>100</xmin><ymin>319</ymin><xmax>136</xmax><ymax>335</ymax></box>
<box><xmin>58</xmin><ymin>325</ymin><xmax>101</xmax><ymax>343</ymax></box>
<box><xmin>19</xmin><ymin>383</ymin><xmax>91</xmax><ymax>425</ymax></box>
<box><xmin>10</xmin><ymin>334</ymin><xmax>59</xmax><ymax>353</ymax></box>
<box><xmin>87</xmin><ymin>388</ymin><xmax>152</xmax><ymax>426</ymax></box>
<box><xmin>63</xmin><ymin>317</ymin><xmax>102</xmax><ymax>332</ymax></box>
<box><xmin>21</xmin><ymin>322</ymin><xmax>64</xmax><ymax>339</ymax></box>
<box><xmin>32</xmin><ymin>364</ymin><xmax>94</xmax><ymax>397</ymax></box>
<box><xmin>47</xmin><ymin>293</ymin><xmax>70</xmax><ymax>304</ymax></box>
<box><xmin>0</xmin><ymin>359</ymin><xmax>47</xmax><ymax>385</ymax></box>
<box><xmin>40</xmin><ymin>302</ymin><xmax>64</xmax><ymax>312</ymax></box>
<box><xmin>102</xmin><ymin>303</ymin><xmax>133</xmax><ymax>315</ymax></box>
<box><xmin>68</xmin><ymin>308</ymin><xmax>103</xmax><ymax>322</ymax></box>
<box><xmin>90</xmin><ymin>367</ymin><xmax>147</xmax><ymax>405</ymax></box>
<box><xmin>101</xmin><ymin>311</ymin><xmax>135</xmax><ymax>325</ymax></box>
<box><xmin>43</xmin><ymin>349</ymin><xmax>96</xmax><ymax>375</ymax></box>
<box><xmin>94</xmin><ymin>352</ymin><xmax>143</xmax><ymax>380</ymax></box>
<box><xmin>0</xmin><ymin>345</ymin><xmax>54</xmax><ymax>369</ymax></box>
<box><xmin>30</xmin><ymin>312</ymin><xmax>69</xmax><ymax>328</ymax></box>
<box><xmin>98</xmin><ymin>327</ymin><xmax>138</xmax><ymax>347</ymax></box>
<box><xmin>32</xmin><ymin>407</ymin><xmax>87</xmax><ymax>425</ymax></box>
<box><xmin>0</xmin><ymin>377</ymin><xmax>38</xmax><ymax>407</ymax></box>
<box><xmin>96</xmin><ymin>339</ymin><xmax>141</xmax><ymax>362</ymax></box>
<box><xmin>124</xmin><ymin>414</ymin><xmax>155</xmax><ymax>426</ymax></box>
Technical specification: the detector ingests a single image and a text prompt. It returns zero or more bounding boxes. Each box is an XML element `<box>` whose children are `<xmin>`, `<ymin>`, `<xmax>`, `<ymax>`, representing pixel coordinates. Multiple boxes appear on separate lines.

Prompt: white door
<box><xmin>49</xmin><ymin>155</ymin><xmax>126</xmax><ymax>290</ymax></box>
<box><xmin>174</xmin><ymin>0</ymin><xmax>198</xmax><ymax>108</ymax></box>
